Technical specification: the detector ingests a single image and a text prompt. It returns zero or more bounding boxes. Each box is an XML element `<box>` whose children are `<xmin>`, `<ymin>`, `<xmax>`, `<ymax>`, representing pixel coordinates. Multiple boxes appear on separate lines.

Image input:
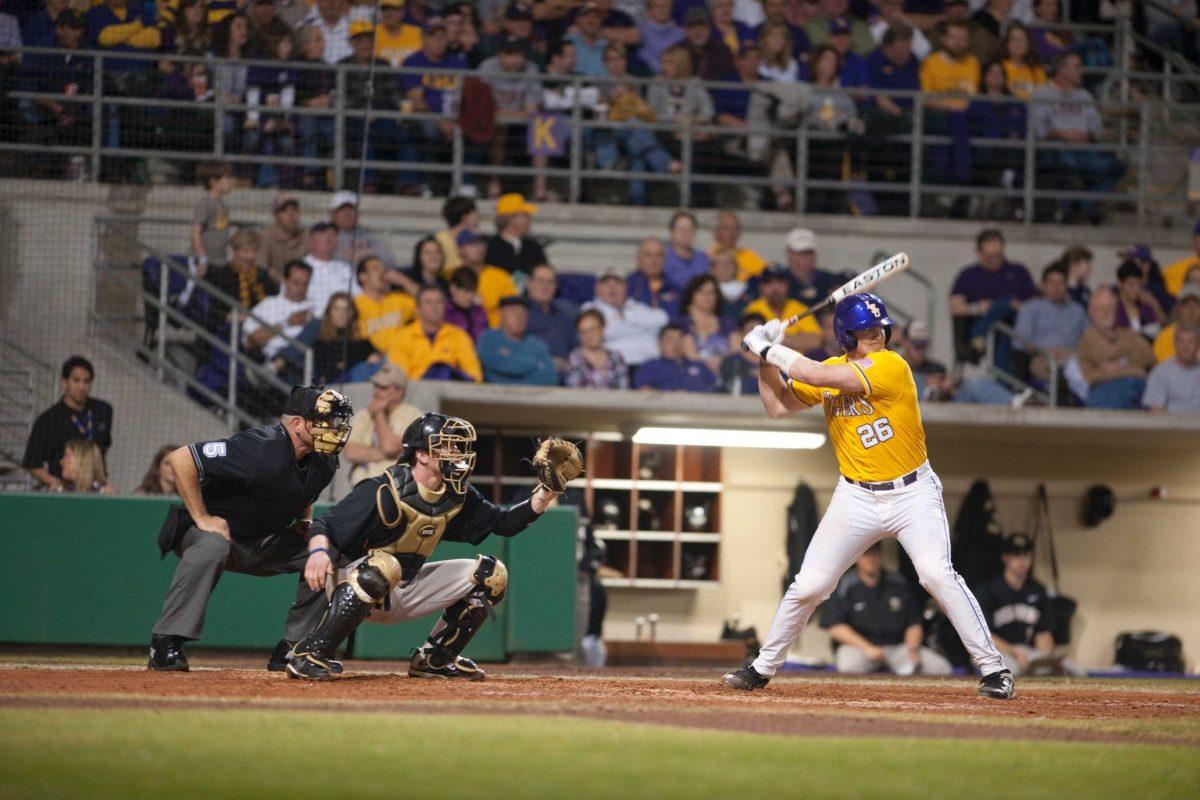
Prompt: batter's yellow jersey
<box><xmin>788</xmin><ymin>349</ymin><xmax>927</xmax><ymax>482</ymax></box>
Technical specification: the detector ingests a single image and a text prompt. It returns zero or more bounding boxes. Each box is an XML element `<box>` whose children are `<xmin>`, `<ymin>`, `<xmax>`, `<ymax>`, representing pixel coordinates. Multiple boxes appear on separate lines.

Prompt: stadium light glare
<box><xmin>632</xmin><ymin>427</ymin><xmax>826</xmax><ymax>450</ymax></box>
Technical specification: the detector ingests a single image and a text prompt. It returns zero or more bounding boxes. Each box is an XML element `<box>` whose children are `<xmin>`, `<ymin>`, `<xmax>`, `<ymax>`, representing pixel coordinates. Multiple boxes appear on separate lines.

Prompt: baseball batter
<box><xmin>722</xmin><ymin>293</ymin><xmax>1014</xmax><ymax>699</ymax></box>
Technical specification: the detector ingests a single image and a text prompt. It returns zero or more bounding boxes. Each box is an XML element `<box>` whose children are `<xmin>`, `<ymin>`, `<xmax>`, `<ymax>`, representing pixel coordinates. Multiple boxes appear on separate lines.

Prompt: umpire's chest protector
<box><xmin>371</xmin><ymin>465</ymin><xmax>466</xmax><ymax>561</ymax></box>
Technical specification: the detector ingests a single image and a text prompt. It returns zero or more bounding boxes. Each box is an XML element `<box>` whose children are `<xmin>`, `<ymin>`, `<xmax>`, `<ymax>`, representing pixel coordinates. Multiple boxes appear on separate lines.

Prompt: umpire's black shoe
<box><xmin>285</xmin><ymin>652</ymin><xmax>337</xmax><ymax>681</ymax></box>
<box><xmin>148</xmin><ymin>635</ymin><xmax>189</xmax><ymax>672</ymax></box>
<box><xmin>721</xmin><ymin>664</ymin><xmax>769</xmax><ymax>691</ymax></box>
<box><xmin>978</xmin><ymin>669</ymin><xmax>1015</xmax><ymax>700</ymax></box>
<box><xmin>267</xmin><ymin>639</ymin><xmax>342</xmax><ymax>674</ymax></box>
<box><xmin>408</xmin><ymin>649</ymin><xmax>486</xmax><ymax>681</ymax></box>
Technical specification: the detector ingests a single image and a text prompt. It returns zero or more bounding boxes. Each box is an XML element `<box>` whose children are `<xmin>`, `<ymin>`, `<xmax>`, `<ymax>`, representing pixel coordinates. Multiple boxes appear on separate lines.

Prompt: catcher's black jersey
<box><xmin>186</xmin><ymin>423</ymin><xmax>337</xmax><ymax>541</ymax></box>
<box><xmin>311</xmin><ymin>464</ymin><xmax>541</xmax><ymax>575</ymax></box>
<box><xmin>973</xmin><ymin>576</ymin><xmax>1051</xmax><ymax>646</ymax></box>
<box><xmin>819</xmin><ymin>570</ymin><xmax>923</xmax><ymax>646</ymax></box>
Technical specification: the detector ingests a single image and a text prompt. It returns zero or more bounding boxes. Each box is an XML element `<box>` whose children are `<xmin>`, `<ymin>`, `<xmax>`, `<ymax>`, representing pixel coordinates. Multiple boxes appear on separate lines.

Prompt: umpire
<box><xmin>147</xmin><ymin>386</ymin><xmax>353</xmax><ymax>672</ymax></box>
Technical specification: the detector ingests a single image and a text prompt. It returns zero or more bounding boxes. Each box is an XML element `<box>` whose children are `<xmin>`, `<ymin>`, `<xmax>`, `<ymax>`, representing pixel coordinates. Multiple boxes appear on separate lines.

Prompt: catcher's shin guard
<box><xmin>287</xmin><ymin>553</ymin><xmax>400</xmax><ymax>679</ymax></box>
<box><xmin>422</xmin><ymin>556</ymin><xmax>507</xmax><ymax>670</ymax></box>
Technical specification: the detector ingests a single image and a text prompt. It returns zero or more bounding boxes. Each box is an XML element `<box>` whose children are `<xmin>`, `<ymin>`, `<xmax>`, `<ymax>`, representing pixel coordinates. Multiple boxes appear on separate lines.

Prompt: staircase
<box><xmin>0</xmin><ymin>338</ymin><xmax>55</xmax><ymax>492</ymax></box>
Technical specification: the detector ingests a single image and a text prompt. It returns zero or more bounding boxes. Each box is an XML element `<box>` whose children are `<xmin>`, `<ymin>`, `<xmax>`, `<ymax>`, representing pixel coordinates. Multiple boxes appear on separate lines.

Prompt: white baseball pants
<box><xmin>752</xmin><ymin>464</ymin><xmax>1005</xmax><ymax>677</ymax></box>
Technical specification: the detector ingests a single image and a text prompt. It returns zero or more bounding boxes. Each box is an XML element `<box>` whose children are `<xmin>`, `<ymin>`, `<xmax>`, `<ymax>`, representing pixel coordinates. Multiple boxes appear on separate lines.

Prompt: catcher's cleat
<box><xmin>977</xmin><ymin>669</ymin><xmax>1015</xmax><ymax>700</ymax></box>
<box><xmin>721</xmin><ymin>664</ymin><xmax>769</xmax><ymax>691</ymax></box>
<box><xmin>147</xmin><ymin>635</ymin><xmax>189</xmax><ymax>672</ymax></box>
<box><xmin>267</xmin><ymin>639</ymin><xmax>342</xmax><ymax>673</ymax></box>
<box><xmin>408</xmin><ymin>649</ymin><xmax>486</xmax><ymax>681</ymax></box>
<box><xmin>285</xmin><ymin>652</ymin><xmax>337</xmax><ymax>681</ymax></box>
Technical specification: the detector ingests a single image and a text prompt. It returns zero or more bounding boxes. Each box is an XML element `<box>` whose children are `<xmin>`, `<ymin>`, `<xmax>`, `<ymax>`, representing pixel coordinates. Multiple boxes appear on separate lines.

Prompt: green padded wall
<box><xmin>0</xmin><ymin>495</ymin><xmax>576</xmax><ymax>662</ymax></box>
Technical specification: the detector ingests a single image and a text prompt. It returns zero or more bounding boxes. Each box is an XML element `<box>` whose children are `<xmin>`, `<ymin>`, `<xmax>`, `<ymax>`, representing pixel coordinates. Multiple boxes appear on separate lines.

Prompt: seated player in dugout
<box><xmin>819</xmin><ymin>542</ymin><xmax>952</xmax><ymax>676</ymax></box>
<box><xmin>148</xmin><ymin>386</ymin><xmax>354</xmax><ymax>672</ymax></box>
<box><xmin>283</xmin><ymin>414</ymin><xmax>582</xmax><ymax>681</ymax></box>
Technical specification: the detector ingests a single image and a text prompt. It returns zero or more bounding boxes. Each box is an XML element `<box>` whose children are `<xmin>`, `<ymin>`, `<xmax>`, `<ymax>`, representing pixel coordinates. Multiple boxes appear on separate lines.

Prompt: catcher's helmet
<box><xmin>833</xmin><ymin>292</ymin><xmax>893</xmax><ymax>352</ymax></box>
<box><xmin>400</xmin><ymin>413</ymin><xmax>477</xmax><ymax>493</ymax></box>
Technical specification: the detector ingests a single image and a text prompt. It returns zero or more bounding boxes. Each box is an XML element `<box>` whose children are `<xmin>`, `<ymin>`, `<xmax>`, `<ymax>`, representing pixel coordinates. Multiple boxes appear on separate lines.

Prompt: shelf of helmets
<box><xmin>470</xmin><ymin>430</ymin><xmax>722</xmax><ymax>589</ymax></box>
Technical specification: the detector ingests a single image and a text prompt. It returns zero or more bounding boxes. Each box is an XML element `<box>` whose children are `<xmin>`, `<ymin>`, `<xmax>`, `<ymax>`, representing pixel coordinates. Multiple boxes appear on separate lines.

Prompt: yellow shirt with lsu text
<box><xmin>375</xmin><ymin>24</ymin><xmax>423</xmax><ymax>68</ymax></box>
<box><xmin>788</xmin><ymin>348</ymin><xmax>927</xmax><ymax>483</ymax></box>
<box><xmin>355</xmin><ymin>291</ymin><xmax>415</xmax><ymax>351</ymax></box>
<box><xmin>919</xmin><ymin>51</ymin><xmax>979</xmax><ymax>112</ymax></box>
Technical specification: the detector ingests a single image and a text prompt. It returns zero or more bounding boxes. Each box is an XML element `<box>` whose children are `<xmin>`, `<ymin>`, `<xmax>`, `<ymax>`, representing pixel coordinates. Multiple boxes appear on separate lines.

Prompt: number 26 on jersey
<box><xmin>856</xmin><ymin>417</ymin><xmax>894</xmax><ymax>449</ymax></box>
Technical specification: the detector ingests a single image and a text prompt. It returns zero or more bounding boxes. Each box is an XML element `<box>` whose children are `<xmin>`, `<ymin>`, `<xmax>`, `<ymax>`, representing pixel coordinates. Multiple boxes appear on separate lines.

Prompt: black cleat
<box><xmin>267</xmin><ymin>639</ymin><xmax>341</xmax><ymax>673</ymax></box>
<box><xmin>408</xmin><ymin>649</ymin><xmax>486</xmax><ymax>681</ymax></box>
<box><xmin>148</xmin><ymin>635</ymin><xmax>189</xmax><ymax>672</ymax></box>
<box><xmin>721</xmin><ymin>664</ymin><xmax>769</xmax><ymax>691</ymax></box>
<box><xmin>285</xmin><ymin>652</ymin><xmax>337</xmax><ymax>681</ymax></box>
<box><xmin>978</xmin><ymin>669</ymin><xmax>1015</xmax><ymax>699</ymax></box>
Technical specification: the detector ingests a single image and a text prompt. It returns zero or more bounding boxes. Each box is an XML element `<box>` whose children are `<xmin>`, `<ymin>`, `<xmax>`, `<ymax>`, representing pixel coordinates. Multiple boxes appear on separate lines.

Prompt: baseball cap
<box><xmin>1118</xmin><ymin>243</ymin><xmax>1152</xmax><ymax>263</ymax></box>
<box><xmin>309</xmin><ymin>221</ymin><xmax>335</xmax><ymax>234</ymax></box>
<box><xmin>456</xmin><ymin>229</ymin><xmax>483</xmax><ymax>247</ymax></box>
<box><xmin>761</xmin><ymin>263</ymin><xmax>790</xmax><ymax>282</ymax></box>
<box><xmin>597</xmin><ymin>267</ymin><xmax>625</xmax><ymax>282</ymax></box>
<box><xmin>55</xmin><ymin>9</ymin><xmax>86</xmax><ymax>28</ymax></box>
<box><xmin>371</xmin><ymin>362</ymin><xmax>409</xmax><ymax>389</ymax></box>
<box><xmin>1178</xmin><ymin>284</ymin><xmax>1200</xmax><ymax>303</ymax></box>
<box><xmin>829</xmin><ymin>16</ymin><xmax>852</xmax><ymax>35</ymax></box>
<box><xmin>499</xmin><ymin>35</ymin><xmax>525</xmax><ymax>54</ymax></box>
<box><xmin>379</xmin><ymin>0</ymin><xmax>405</xmax><ymax>7</ymax></box>
<box><xmin>579</xmin><ymin>1</ymin><xmax>602</xmax><ymax>15</ymax></box>
<box><xmin>330</xmin><ymin>190</ymin><xmax>358</xmax><ymax>210</ymax></box>
<box><xmin>785</xmin><ymin>227</ymin><xmax>817</xmax><ymax>252</ymax></box>
<box><xmin>348</xmin><ymin>19</ymin><xmax>374</xmax><ymax>38</ymax></box>
<box><xmin>906</xmin><ymin>320</ymin><xmax>931</xmax><ymax>345</ymax></box>
<box><xmin>423</xmin><ymin>15</ymin><xmax>447</xmax><ymax>31</ymax></box>
<box><xmin>504</xmin><ymin>2</ymin><xmax>533</xmax><ymax>21</ymax></box>
<box><xmin>683</xmin><ymin>6</ymin><xmax>710</xmax><ymax>26</ymax></box>
<box><xmin>1001</xmin><ymin>533</ymin><xmax>1034</xmax><ymax>554</ymax></box>
<box><xmin>272</xmin><ymin>192</ymin><xmax>300</xmax><ymax>213</ymax></box>
<box><xmin>499</xmin><ymin>295</ymin><xmax>530</xmax><ymax>309</ymax></box>
<box><xmin>496</xmin><ymin>192</ymin><xmax>538</xmax><ymax>216</ymax></box>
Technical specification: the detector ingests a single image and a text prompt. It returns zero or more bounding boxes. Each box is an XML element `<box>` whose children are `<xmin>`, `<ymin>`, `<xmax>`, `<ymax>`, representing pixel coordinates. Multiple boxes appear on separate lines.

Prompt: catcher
<box><xmin>284</xmin><ymin>412</ymin><xmax>582</xmax><ymax>681</ymax></box>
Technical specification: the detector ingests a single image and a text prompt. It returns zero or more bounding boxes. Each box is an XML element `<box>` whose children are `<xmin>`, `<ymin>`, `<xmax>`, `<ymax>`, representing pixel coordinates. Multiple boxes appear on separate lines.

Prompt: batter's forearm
<box><xmin>170</xmin><ymin>447</ymin><xmax>209</xmax><ymax>521</ymax></box>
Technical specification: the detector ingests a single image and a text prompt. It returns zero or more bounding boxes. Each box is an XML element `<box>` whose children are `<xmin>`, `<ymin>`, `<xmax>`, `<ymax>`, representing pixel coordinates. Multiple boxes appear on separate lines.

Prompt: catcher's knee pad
<box><xmin>471</xmin><ymin>555</ymin><xmax>508</xmax><ymax>605</ymax></box>
<box><xmin>346</xmin><ymin>551</ymin><xmax>402</xmax><ymax>604</ymax></box>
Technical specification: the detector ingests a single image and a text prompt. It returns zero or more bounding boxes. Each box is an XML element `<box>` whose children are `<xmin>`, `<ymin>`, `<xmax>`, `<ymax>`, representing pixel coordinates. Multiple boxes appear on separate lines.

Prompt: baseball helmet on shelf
<box><xmin>400</xmin><ymin>413</ymin><xmax>477</xmax><ymax>493</ymax></box>
<box><xmin>833</xmin><ymin>292</ymin><xmax>893</xmax><ymax>352</ymax></box>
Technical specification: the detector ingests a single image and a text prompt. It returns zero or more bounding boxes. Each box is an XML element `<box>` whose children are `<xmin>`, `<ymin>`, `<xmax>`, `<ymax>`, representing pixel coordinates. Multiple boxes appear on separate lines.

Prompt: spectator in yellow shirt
<box><xmin>920</xmin><ymin>21</ymin><xmax>979</xmax><ymax>112</ymax></box>
<box><xmin>381</xmin><ymin>286</ymin><xmax>483</xmax><ymax>382</ymax></box>
<box><xmin>1154</xmin><ymin>286</ymin><xmax>1200</xmax><ymax>362</ymax></box>
<box><xmin>457</xmin><ymin>229</ymin><xmax>517</xmax><ymax>326</ymax></box>
<box><xmin>354</xmin><ymin>256</ymin><xmax>416</xmax><ymax>352</ymax></box>
<box><xmin>1000</xmin><ymin>23</ymin><xmax>1046</xmax><ymax>100</ymax></box>
<box><xmin>709</xmin><ymin>210</ymin><xmax>766</xmax><ymax>281</ymax></box>
<box><xmin>1162</xmin><ymin>220</ymin><xmax>1200</xmax><ymax>297</ymax></box>
<box><xmin>742</xmin><ymin>265</ymin><xmax>821</xmax><ymax>352</ymax></box>
<box><xmin>374</xmin><ymin>0</ymin><xmax>422</xmax><ymax>66</ymax></box>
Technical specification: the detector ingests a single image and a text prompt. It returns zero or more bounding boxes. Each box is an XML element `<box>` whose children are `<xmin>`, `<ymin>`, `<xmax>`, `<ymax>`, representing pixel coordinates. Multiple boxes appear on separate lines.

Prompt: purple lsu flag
<box><xmin>527</xmin><ymin>113</ymin><xmax>568</xmax><ymax>157</ymax></box>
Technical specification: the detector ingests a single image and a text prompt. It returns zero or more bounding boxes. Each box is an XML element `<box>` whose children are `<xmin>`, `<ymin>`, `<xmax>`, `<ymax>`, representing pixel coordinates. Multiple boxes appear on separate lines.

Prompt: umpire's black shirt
<box><xmin>22</xmin><ymin>397</ymin><xmax>114</xmax><ymax>478</ymax></box>
<box><xmin>973</xmin><ymin>575</ymin><xmax>1051</xmax><ymax>647</ymax></box>
<box><xmin>187</xmin><ymin>423</ymin><xmax>337</xmax><ymax>541</ymax></box>
<box><xmin>819</xmin><ymin>570</ymin><xmax>923</xmax><ymax>646</ymax></box>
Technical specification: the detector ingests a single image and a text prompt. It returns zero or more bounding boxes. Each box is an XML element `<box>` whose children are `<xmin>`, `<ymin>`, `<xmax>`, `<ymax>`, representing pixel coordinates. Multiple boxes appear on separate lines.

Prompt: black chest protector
<box><xmin>365</xmin><ymin>465</ymin><xmax>466</xmax><ymax>574</ymax></box>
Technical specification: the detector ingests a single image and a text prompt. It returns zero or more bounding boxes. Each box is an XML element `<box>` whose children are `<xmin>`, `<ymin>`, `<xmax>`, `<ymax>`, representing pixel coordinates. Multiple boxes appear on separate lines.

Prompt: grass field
<box><xmin>1</xmin><ymin>655</ymin><xmax>1198</xmax><ymax>800</ymax></box>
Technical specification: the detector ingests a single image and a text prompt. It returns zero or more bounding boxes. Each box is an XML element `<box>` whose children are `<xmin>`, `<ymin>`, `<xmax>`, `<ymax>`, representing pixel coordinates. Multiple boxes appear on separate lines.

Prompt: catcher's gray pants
<box><xmin>152</xmin><ymin>527</ymin><xmax>327</xmax><ymax>642</ymax></box>
<box><xmin>835</xmin><ymin>644</ymin><xmax>953</xmax><ymax>676</ymax></box>
<box><xmin>338</xmin><ymin>557</ymin><xmax>481</xmax><ymax>634</ymax></box>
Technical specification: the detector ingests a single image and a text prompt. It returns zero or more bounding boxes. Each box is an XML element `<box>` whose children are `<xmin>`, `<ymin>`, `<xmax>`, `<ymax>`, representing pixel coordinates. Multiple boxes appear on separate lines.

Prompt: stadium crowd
<box><xmin>0</xmin><ymin>0</ymin><xmax>1140</xmax><ymax>219</ymax></box>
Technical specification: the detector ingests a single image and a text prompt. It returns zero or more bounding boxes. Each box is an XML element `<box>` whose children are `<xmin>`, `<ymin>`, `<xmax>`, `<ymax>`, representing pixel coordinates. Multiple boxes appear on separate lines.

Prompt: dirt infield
<box><xmin>3</xmin><ymin>658</ymin><xmax>1198</xmax><ymax>747</ymax></box>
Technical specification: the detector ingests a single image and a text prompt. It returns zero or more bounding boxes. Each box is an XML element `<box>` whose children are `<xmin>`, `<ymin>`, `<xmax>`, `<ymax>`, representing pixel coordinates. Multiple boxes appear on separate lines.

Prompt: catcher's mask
<box><xmin>296</xmin><ymin>387</ymin><xmax>354</xmax><ymax>455</ymax></box>
<box><xmin>402</xmin><ymin>413</ymin><xmax>477</xmax><ymax>493</ymax></box>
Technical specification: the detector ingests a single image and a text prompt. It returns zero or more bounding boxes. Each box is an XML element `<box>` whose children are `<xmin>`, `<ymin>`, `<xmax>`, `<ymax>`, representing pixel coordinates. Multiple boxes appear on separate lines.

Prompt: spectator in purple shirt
<box><xmin>1113</xmin><ymin>260</ymin><xmax>1166</xmax><ymax>340</ymax></box>
<box><xmin>524</xmin><ymin>263</ymin><xmax>578</xmax><ymax>369</ymax></box>
<box><xmin>863</xmin><ymin>23</ymin><xmax>920</xmax><ymax>207</ymax></box>
<box><xmin>400</xmin><ymin>17</ymin><xmax>468</xmax><ymax>190</ymax></box>
<box><xmin>757</xmin><ymin>0</ymin><xmax>811</xmax><ymax>61</ymax></box>
<box><xmin>628</xmin><ymin>237</ymin><xmax>683</xmax><ymax>316</ymax></box>
<box><xmin>663</xmin><ymin>210</ymin><xmax>711</xmax><ymax>288</ymax></box>
<box><xmin>633</xmin><ymin>323</ymin><xmax>718</xmax><ymax>391</ymax></box>
<box><xmin>950</xmin><ymin>228</ymin><xmax>1037</xmax><ymax>366</ymax></box>
<box><xmin>444</xmin><ymin>266</ymin><xmax>489</xmax><ymax>340</ymax></box>
<box><xmin>640</xmin><ymin>0</ymin><xmax>687</xmax><ymax>73</ymax></box>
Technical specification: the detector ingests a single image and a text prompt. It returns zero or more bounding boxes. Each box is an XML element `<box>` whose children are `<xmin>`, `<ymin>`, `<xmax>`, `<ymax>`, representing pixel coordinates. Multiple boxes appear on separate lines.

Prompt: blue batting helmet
<box><xmin>833</xmin><ymin>293</ymin><xmax>893</xmax><ymax>352</ymax></box>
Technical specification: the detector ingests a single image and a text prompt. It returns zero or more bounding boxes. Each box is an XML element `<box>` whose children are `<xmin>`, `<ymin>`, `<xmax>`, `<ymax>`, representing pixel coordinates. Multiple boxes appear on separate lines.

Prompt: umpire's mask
<box><xmin>308</xmin><ymin>388</ymin><xmax>354</xmax><ymax>455</ymax></box>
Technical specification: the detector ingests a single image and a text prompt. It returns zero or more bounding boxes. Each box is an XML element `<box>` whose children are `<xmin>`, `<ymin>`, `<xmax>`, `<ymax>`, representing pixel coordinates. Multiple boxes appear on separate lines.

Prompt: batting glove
<box><xmin>742</xmin><ymin>325</ymin><xmax>772</xmax><ymax>357</ymax></box>
<box><xmin>763</xmin><ymin>318</ymin><xmax>786</xmax><ymax>345</ymax></box>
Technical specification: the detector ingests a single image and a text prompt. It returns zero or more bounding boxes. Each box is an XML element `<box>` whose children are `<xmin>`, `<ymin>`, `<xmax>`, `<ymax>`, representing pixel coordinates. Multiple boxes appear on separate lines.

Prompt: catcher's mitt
<box><xmin>532</xmin><ymin>437</ymin><xmax>583</xmax><ymax>493</ymax></box>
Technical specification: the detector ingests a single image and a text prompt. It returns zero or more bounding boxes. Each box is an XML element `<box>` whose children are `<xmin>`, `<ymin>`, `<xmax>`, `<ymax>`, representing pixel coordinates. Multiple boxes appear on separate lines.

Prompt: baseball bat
<box><xmin>742</xmin><ymin>252</ymin><xmax>910</xmax><ymax>351</ymax></box>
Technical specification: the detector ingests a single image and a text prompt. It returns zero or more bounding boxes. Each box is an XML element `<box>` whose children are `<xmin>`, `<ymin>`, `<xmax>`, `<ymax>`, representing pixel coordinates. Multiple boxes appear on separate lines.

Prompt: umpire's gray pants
<box><xmin>152</xmin><ymin>526</ymin><xmax>326</xmax><ymax>642</ymax></box>
<box><xmin>835</xmin><ymin>643</ymin><xmax>953</xmax><ymax>676</ymax></box>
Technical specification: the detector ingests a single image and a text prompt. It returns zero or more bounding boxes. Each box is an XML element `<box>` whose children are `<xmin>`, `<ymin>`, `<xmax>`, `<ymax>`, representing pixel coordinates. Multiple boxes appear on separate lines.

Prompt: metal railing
<box><xmin>90</xmin><ymin>217</ymin><xmax>313</xmax><ymax>432</ymax></box>
<box><xmin>3</xmin><ymin>46</ymin><xmax>1198</xmax><ymax>222</ymax></box>
<box><xmin>0</xmin><ymin>336</ymin><xmax>56</xmax><ymax>491</ymax></box>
